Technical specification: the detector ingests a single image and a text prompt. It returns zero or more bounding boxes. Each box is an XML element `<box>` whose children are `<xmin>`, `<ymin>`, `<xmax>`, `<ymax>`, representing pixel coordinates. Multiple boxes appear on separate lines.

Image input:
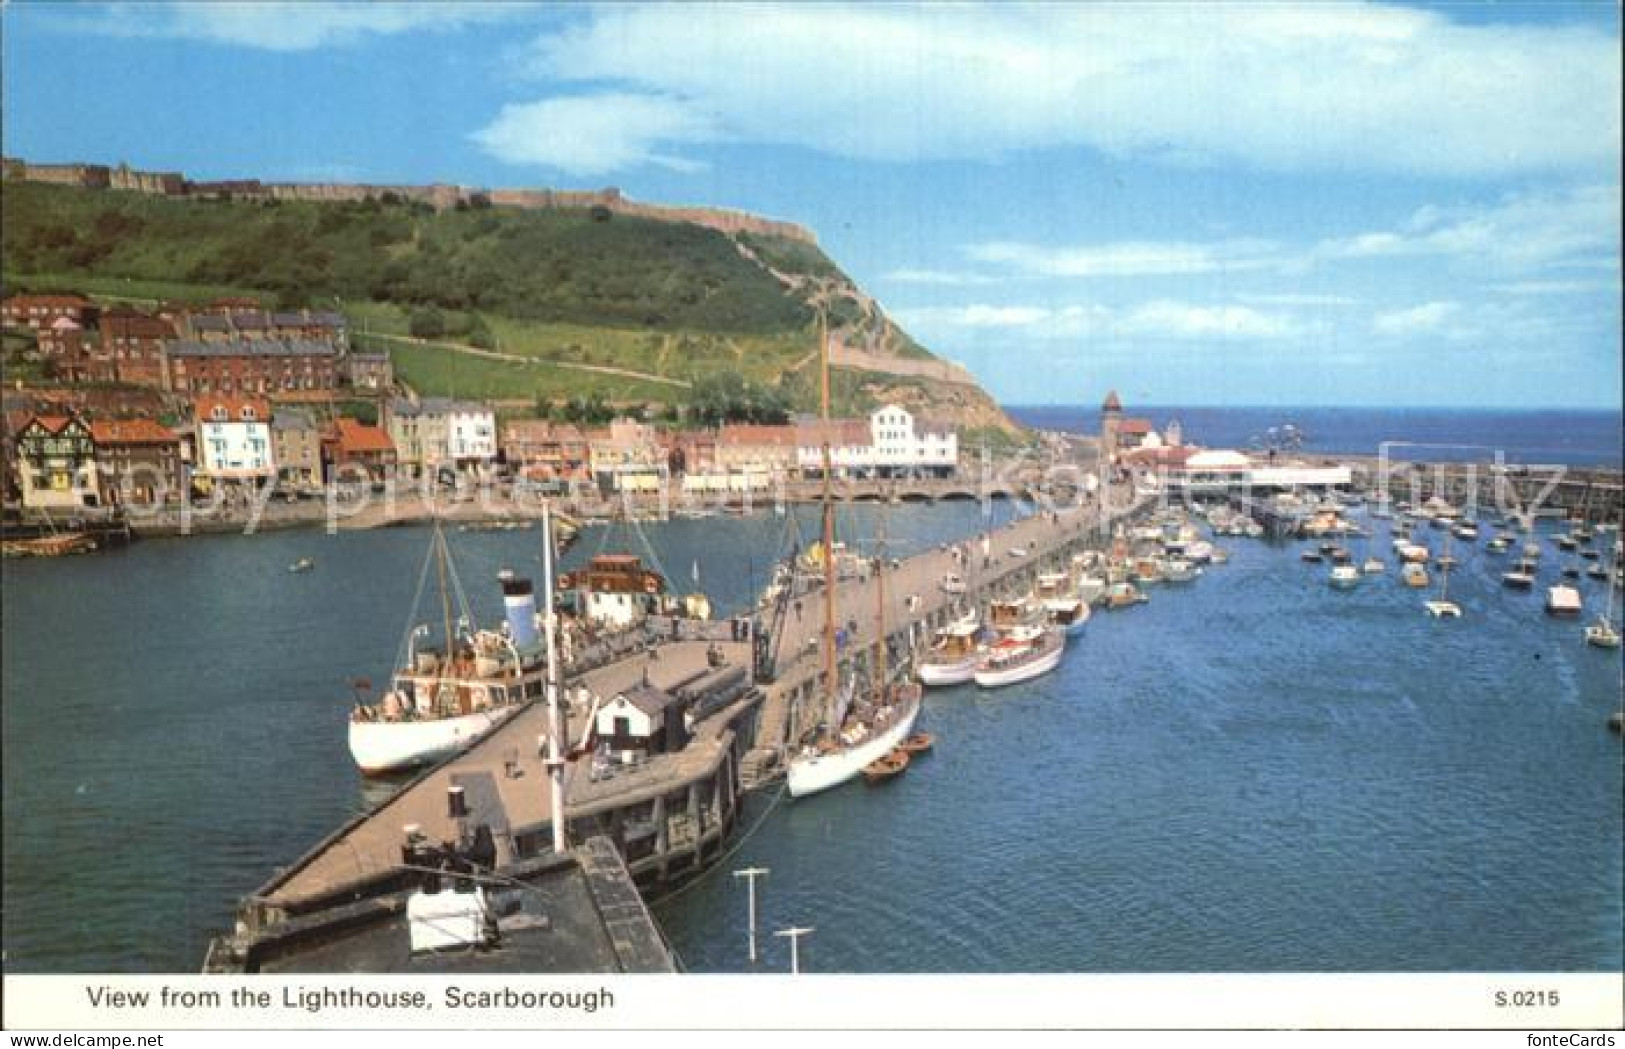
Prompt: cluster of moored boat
<box><xmin>916</xmin><ymin>511</ymin><xmax>1231</xmax><ymax>691</ymax></box>
<box><xmin>1302</xmin><ymin>497</ymin><xmax>1622</xmax><ymax>647</ymax></box>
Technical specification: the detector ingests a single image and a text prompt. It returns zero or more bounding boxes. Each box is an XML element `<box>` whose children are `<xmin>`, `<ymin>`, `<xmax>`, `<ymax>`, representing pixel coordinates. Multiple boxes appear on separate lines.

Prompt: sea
<box><xmin>1007</xmin><ymin>405</ymin><xmax>1624</xmax><ymax>469</ymax></box>
<box><xmin>2</xmin><ymin>410</ymin><xmax>1622</xmax><ymax>974</ymax></box>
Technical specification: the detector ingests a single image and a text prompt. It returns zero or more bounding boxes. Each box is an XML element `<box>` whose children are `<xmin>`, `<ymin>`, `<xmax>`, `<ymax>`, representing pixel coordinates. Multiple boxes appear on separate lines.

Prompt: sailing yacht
<box><xmin>787</xmin><ymin>321</ymin><xmax>921</xmax><ymax>799</ymax></box>
<box><xmin>1424</xmin><ymin>533</ymin><xmax>1462</xmax><ymax>617</ymax></box>
<box><xmin>1585</xmin><ymin>557</ymin><xmax>1621</xmax><ymax>648</ymax></box>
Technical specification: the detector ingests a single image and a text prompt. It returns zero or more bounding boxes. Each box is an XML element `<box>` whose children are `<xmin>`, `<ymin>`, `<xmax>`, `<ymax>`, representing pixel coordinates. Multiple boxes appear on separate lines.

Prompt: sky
<box><xmin>3</xmin><ymin>1</ymin><xmax>1621</xmax><ymax>409</ymax></box>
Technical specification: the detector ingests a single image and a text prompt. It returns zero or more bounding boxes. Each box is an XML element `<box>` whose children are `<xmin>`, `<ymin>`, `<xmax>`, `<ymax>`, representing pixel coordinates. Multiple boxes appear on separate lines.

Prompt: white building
<box><xmin>442</xmin><ymin>401</ymin><xmax>497</xmax><ymax>470</ymax></box>
<box><xmin>793</xmin><ymin>405</ymin><xmax>959</xmax><ymax>478</ymax></box>
<box><xmin>192</xmin><ymin>396</ymin><xmax>274</xmax><ymax>484</ymax></box>
<box><xmin>794</xmin><ymin>419</ymin><xmax>874</xmax><ymax>478</ymax></box>
<box><xmin>386</xmin><ymin>398</ymin><xmax>496</xmax><ymax>479</ymax></box>
<box><xmin>869</xmin><ymin>404</ymin><xmax>958</xmax><ymax>477</ymax></box>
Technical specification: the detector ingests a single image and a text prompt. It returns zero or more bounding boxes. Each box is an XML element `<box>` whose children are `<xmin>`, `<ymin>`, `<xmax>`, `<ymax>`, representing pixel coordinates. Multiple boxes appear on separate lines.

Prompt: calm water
<box><xmin>1008</xmin><ymin>406</ymin><xmax>1625</xmax><ymax>468</ymax></box>
<box><xmin>3</xmin><ymin>501</ymin><xmax>1621</xmax><ymax>973</ymax></box>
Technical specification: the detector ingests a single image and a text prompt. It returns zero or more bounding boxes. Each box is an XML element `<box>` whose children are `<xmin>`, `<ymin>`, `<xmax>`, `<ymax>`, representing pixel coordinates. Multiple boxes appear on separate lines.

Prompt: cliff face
<box><xmin>1</xmin><ymin>161</ymin><xmax>1016</xmax><ymax>434</ymax></box>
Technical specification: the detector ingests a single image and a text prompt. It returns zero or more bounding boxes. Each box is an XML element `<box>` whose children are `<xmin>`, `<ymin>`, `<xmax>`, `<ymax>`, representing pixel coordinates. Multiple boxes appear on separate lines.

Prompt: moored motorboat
<box><xmin>1502</xmin><ymin>561</ymin><xmax>1537</xmax><ymax>589</ymax></box>
<box><xmin>973</xmin><ymin>625</ymin><xmax>1065</xmax><ymax>688</ymax></box>
<box><xmin>1104</xmin><ymin>581</ymin><xmax>1147</xmax><ymax>609</ymax></box>
<box><xmin>1044</xmin><ymin>596</ymin><xmax>1091</xmax><ymax>635</ymax></box>
<box><xmin>1402</xmin><ymin>562</ymin><xmax>1429</xmax><ymax>588</ymax></box>
<box><xmin>917</xmin><ymin>617</ymin><xmax>985</xmax><ymax>687</ymax></box>
<box><xmin>289</xmin><ymin>557</ymin><xmax>314</xmax><ymax>573</ymax></box>
<box><xmin>1545</xmin><ymin>585</ymin><xmax>1582</xmax><ymax>617</ymax></box>
<box><xmin>1329</xmin><ymin>565</ymin><xmax>1360</xmax><ymax>588</ymax></box>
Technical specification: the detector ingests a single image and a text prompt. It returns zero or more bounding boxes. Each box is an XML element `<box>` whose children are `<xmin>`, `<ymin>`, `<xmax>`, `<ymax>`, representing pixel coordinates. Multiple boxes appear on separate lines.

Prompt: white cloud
<box><xmin>77</xmin><ymin>2</ymin><xmax>525</xmax><ymax>51</ymax></box>
<box><xmin>881</xmin><ymin>269</ymin><xmax>997</xmax><ymax>287</ymax></box>
<box><xmin>1119</xmin><ymin>301</ymin><xmax>1306</xmax><ymax>340</ymax></box>
<box><xmin>1236</xmin><ymin>292</ymin><xmax>1362</xmax><ymax>307</ymax></box>
<box><xmin>472</xmin><ymin>95</ymin><xmax>722</xmax><ymax>176</ymax></box>
<box><xmin>1316</xmin><ymin>186</ymin><xmax>1620</xmax><ymax>273</ymax></box>
<box><xmin>1491</xmin><ymin>279</ymin><xmax>1622</xmax><ymax>296</ymax></box>
<box><xmin>965</xmin><ymin>239</ymin><xmax>1281</xmax><ymax>278</ymax></box>
<box><xmin>894</xmin><ymin>300</ymin><xmax>1309</xmax><ymax>342</ymax></box>
<box><xmin>1371</xmin><ymin>301</ymin><xmax>1463</xmax><ymax>337</ymax></box>
<box><xmin>481</xmin><ymin>3</ymin><xmax>1619</xmax><ymax>176</ymax></box>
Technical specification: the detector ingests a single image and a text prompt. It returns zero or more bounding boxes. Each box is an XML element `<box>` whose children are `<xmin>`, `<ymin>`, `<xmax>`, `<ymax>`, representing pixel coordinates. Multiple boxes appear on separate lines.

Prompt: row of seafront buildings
<box><xmin>5</xmin><ymin>390</ymin><xmax>962</xmax><ymax>512</ymax></box>
<box><xmin>4</xmin><ymin>291</ymin><xmax>962</xmax><ymax>512</ymax></box>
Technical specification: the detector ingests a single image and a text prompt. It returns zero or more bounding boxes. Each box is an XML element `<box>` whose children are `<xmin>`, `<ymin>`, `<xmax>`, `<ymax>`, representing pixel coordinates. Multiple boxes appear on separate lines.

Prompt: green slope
<box><xmin>1</xmin><ymin>179</ymin><xmax>1016</xmax><ymax>432</ymax></box>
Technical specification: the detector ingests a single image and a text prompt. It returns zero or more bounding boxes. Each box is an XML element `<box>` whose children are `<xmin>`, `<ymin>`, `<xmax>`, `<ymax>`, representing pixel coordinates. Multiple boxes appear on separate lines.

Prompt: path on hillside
<box><xmin>365</xmin><ymin>332</ymin><xmax>693</xmax><ymax>389</ymax></box>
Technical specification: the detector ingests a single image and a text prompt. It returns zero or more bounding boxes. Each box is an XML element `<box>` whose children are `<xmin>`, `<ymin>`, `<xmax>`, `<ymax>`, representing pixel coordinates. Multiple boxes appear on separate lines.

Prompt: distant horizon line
<box><xmin>1002</xmin><ymin>403</ymin><xmax>1625</xmax><ymax>414</ymax></box>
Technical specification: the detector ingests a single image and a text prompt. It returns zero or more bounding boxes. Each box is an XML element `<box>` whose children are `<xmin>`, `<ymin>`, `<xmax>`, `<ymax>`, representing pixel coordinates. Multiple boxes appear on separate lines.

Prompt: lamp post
<box><xmin>732</xmin><ymin>867</ymin><xmax>769</xmax><ymax>963</ymax></box>
<box><xmin>774</xmin><ymin>925</ymin><xmax>814</xmax><ymax>975</ymax></box>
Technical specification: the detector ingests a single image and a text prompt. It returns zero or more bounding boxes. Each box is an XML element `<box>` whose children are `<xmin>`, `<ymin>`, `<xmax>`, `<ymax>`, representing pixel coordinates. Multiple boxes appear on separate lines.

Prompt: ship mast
<box><xmin>819</xmin><ymin>310</ymin><xmax>838</xmax><ymax>731</ymax></box>
<box><xmin>541</xmin><ymin>501</ymin><xmax>568</xmax><ymax>853</ymax></box>
<box><xmin>434</xmin><ymin>521</ymin><xmax>456</xmax><ymax>666</ymax></box>
<box><xmin>874</xmin><ymin>508</ymin><xmax>887</xmax><ymax>708</ymax></box>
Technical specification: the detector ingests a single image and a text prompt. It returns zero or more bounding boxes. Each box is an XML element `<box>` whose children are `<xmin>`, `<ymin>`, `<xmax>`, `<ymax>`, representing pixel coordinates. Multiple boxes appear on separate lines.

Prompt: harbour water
<box><xmin>3</xmin><ymin>499</ymin><xmax>1621</xmax><ymax>973</ymax></box>
<box><xmin>1010</xmin><ymin>406</ymin><xmax>1625</xmax><ymax>468</ymax></box>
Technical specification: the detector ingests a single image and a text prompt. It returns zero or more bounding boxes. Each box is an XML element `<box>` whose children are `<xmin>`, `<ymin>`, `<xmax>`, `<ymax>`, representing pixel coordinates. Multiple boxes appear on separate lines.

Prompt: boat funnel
<box><xmin>499</xmin><ymin>570</ymin><xmax>540</xmax><ymax>647</ymax></box>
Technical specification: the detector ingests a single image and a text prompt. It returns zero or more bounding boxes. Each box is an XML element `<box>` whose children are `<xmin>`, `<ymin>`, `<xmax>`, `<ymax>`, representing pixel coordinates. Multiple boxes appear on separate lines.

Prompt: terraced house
<box><xmin>166</xmin><ymin>337</ymin><xmax>338</xmax><ymax>395</ymax></box>
<box><xmin>89</xmin><ymin>418</ymin><xmax>183</xmax><ymax>507</ymax></box>
<box><xmin>385</xmin><ymin>398</ymin><xmax>496</xmax><ymax>481</ymax></box>
<box><xmin>192</xmin><ymin>396</ymin><xmax>274</xmax><ymax>488</ymax></box>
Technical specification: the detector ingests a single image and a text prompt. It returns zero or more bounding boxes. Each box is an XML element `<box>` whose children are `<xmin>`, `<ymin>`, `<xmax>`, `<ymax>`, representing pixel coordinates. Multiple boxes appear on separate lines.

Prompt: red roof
<box><xmin>99</xmin><ymin>309</ymin><xmax>176</xmax><ymax>339</ymax></box>
<box><xmin>5</xmin><ymin>293</ymin><xmax>91</xmax><ymax>309</ymax></box>
<box><xmin>31</xmin><ymin>415</ymin><xmax>77</xmax><ymax>434</ymax></box>
<box><xmin>89</xmin><ymin>419</ymin><xmax>180</xmax><ymax>445</ymax></box>
<box><xmin>795</xmin><ymin>419</ymin><xmax>871</xmax><ymax>447</ymax></box>
<box><xmin>193</xmin><ymin>396</ymin><xmax>270</xmax><ymax>423</ymax></box>
<box><xmin>1118</xmin><ymin>418</ymin><xmax>1153</xmax><ymax>434</ymax></box>
<box><xmin>719</xmin><ymin>423</ymin><xmax>798</xmax><ymax>447</ymax></box>
<box><xmin>331</xmin><ymin>417</ymin><xmax>395</xmax><ymax>455</ymax></box>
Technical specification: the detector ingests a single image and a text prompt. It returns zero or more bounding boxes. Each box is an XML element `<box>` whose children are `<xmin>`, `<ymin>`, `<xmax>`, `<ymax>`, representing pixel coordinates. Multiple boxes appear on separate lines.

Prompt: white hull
<box><xmin>787</xmin><ymin>694</ymin><xmax>921</xmax><ymax>798</ymax></box>
<box><xmin>974</xmin><ymin>637</ymin><xmax>1066</xmax><ymax>689</ymax></box>
<box><xmin>918</xmin><ymin>652</ymin><xmax>982</xmax><ymax>686</ymax></box>
<box><xmin>348</xmin><ymin>705</ymin><xmax>521</xmax><ymax>775</ymax></box>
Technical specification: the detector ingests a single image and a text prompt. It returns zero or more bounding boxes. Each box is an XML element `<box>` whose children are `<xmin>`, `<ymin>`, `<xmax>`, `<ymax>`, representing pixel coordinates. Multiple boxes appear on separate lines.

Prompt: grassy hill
<box><xmin>1</xmin><ymin>179</ymin><xmax>1017</xmax><ymax>435</ymax></box>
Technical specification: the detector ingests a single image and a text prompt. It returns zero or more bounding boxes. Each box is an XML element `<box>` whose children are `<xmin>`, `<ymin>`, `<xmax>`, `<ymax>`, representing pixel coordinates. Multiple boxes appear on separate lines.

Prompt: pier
<box><xmin>210</xmin><ymin>471</ymin><xmax>1146</xmax><ymax>971</ymax></box>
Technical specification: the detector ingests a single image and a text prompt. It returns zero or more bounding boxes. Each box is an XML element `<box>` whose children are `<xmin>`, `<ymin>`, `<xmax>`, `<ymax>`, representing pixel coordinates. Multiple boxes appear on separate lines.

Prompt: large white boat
<box><xmin>787</xmin><ymin>683</ymin><xmax>921</xmax><ymax>797</ymax></box>
<box><xmin>348</xmin><ymin>527</ymin><xmax>548</xmax><ymax>775</ymax></box>
<box><xmin>787</xmin><ymin>321</ymin><xmax>923</xmax><ymax>799</ymax></box>
<box><xmin>974</xmin><ymin>624</ymin><xmax>1065</xmax><ymax>689</ymax></box>
<box><xmin>1545</xmin><ymin>584</ymin><xmax>1582</xmax><ymax>617</ymax></box>
<box><xmin>917</xmin><ymin>616</ymin><xmax>985</xmax><ymax>687</ymax></box>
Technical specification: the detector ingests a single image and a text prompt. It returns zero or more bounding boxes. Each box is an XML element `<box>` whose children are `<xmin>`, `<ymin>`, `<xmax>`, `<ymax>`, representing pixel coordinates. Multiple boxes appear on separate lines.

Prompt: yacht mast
<box><xmin>874</xmin><ymin>508</ymin><xmax>887</xmax><ymax>708</ymax></box>
<box><xmin>820</xmin><ymin>311</ymin><xmax>838</xmax><ymax>730</ymax></box>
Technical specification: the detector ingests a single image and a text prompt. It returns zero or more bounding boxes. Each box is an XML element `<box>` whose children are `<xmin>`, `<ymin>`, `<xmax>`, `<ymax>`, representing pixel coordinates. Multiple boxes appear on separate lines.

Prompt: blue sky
<box><xmin>3</xmin><ymin>1</ymin><xmax>1620</xmax><ymax>408</ymax></box>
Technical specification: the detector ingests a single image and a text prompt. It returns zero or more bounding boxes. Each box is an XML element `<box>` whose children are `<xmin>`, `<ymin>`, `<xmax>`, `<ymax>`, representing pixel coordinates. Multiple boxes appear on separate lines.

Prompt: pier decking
<box><xmin>247</xmin><ymin>639</ymin><xmax>747</xmax><ymax>922</ymax></box>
